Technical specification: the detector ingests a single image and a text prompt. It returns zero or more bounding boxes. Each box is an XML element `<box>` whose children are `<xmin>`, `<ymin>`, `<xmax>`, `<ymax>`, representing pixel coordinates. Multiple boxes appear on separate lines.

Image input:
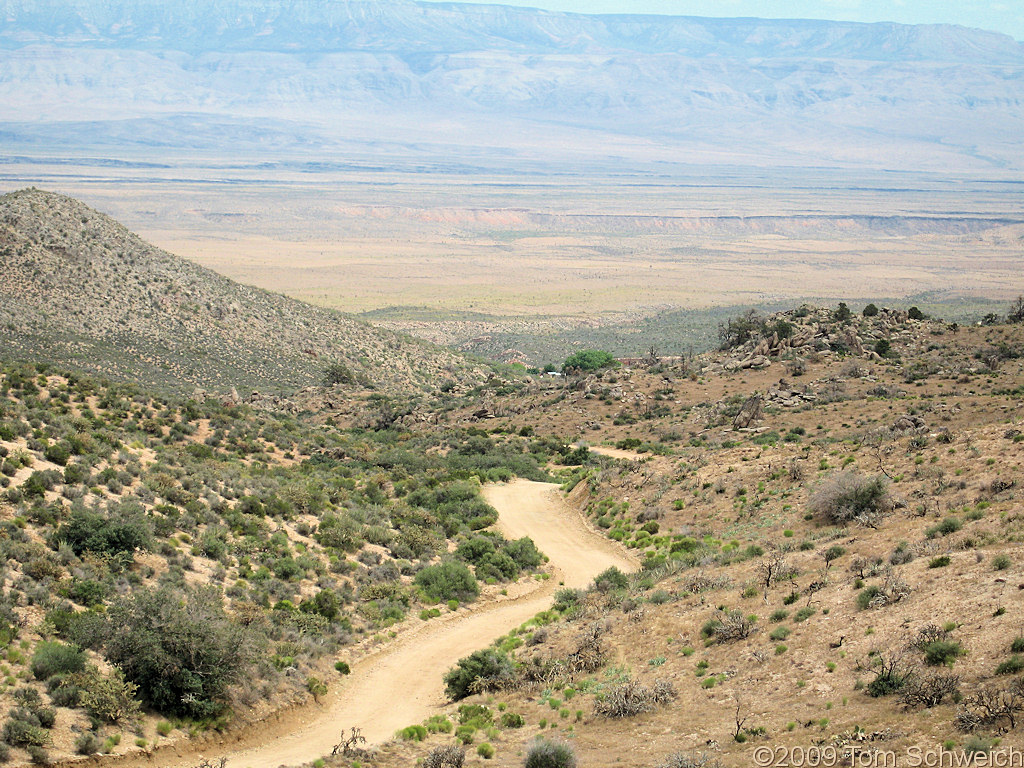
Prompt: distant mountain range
<box><xmin>0</xmin><ymin>188</ymin><xmax>484</xmax><ymax>394</ymax></box>
<box><xmin>0</xmin><ymin>0</ymin><xmax>1022</xmax><ymax>171</ymax></box>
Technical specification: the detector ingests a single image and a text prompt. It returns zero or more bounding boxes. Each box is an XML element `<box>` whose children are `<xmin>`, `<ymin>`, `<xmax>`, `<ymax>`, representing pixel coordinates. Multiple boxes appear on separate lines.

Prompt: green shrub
<box><xmin>993</xmin><ymin>554</ymin><xmax>1011</xmax><ymax>571</ymax></box>
<box><xmin>593</xmin><ymin>566</ymin><xmax>629</xmax><ymax>591</ymax></box>
<box><xmin>793</xmin><ymin>607</ymin><xmax>815</xmax><ymax>622</ymax></box>
<box><xmin>444</xmin><ymin>649</ymin><xmax>513</xmax><ymax>701</ymax></box>
<box><xmin>30</xmin><ymin>641</ymin><xmax>85</xmax><ymax>681</ymax></box>
<box><xmin>1</xmin><ymin>714</ymin><xmax>48</xmax><ymax>747</ymax></box>
<box><xmin>1011</xmin><ymin>636</ymin><xmax>1024</xmax><ymax>654</ymax></box>
<box><xmin>921</xmin><ymin>641</ymin><xmax>965</xmax><ymax>666</ymax></box>
<box><xmin>995</xmin><ymin>655</ymin><xmax>1024</xmax><ymax>675</ymax></box>
<box><xmin>415</xmin><ymin>561</ymin><xmax>479</xmax><ymax>603</ymax></box>
<box><xmin>458</xmin><ymin>703</ymin><xmax>493</xmax><ymax>726</ymax></box>
<box><xmin>424</xmin><ymin>715</ymin><xmax>453</xmax><ymax>734</ymax></box>
<box><xmin>525</xmin><ymin>738</ymin><xmax>577</xmax><ymax>768</ymax></box>
<box><xmin>477</xmin><ymin>743</ymin><xmax>495</xmax><ymax>759</ymax></box>
<box><xmin>335</xmin><ymin>660</ymin><xmax>351</xmax><ymax>675</ymax></box>
<box><xmin>104</xmin><ymin>585</ymin><xmax>257</xmax><ymax>719</ymax></box>
<box><xmin>55</xmin><ymin>503</ymin><xmax>151</xmax><ymax>557</ymax></box>
<box><xmin>857</xmin><ymin>586</ymin><xmax>881</xmax><ymax>610</ymax></box>
<box><xmin>501</xmin><ymin>712</ymin><xmax>525</xmax><ymax>728</ymax></box>
<box><xmin>925</xmin><ymin>517</ymin><xmax>962</xmax><ymax>538</ymax></box>
<box><xmin>397</xmin><ymin>724</ymin><xmax>427</xmax><ymax>741</ymax></box>
<box><xmin>770</xmin><ymin>626</ymin><xmax>790</xmax><ymax>641</ymax></box>
<box><xmin>928</xmin><ymin>556</ymin><xmax>951</xmax><ymax>568</ymax></box>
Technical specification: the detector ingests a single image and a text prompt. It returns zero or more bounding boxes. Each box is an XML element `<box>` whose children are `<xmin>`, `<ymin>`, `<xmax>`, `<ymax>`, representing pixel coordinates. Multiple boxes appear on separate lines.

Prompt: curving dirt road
<box><xmin>82</xmin><ymin>479</ymin><xmax>635</xmax><ymax>768</ymax></box>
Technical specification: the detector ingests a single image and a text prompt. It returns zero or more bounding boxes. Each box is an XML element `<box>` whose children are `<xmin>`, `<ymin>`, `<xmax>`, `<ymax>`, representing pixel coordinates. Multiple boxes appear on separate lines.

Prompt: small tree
<box><xmin>561</xmin><ymin>350</ymin><xmax>618</xmax><ymax>374</ymax></box>
<box><xmin>323</xmin><ymin>363</ymin><xmax>356</xmax><ymax>386</ymax></box>
<box><xmin>834</xmin><ymin>302</ymin><xmax>852</xmax><ymax>323</ymax></box>
<box><xmin>863</xmin><ymin>303</ymin><xmax>879</xmax><ymax>317</ymax></box>
<box><xmin>1008</xmin><ymin>295</ymin><xmax>1024</xmax><ymax>323</ymax></box>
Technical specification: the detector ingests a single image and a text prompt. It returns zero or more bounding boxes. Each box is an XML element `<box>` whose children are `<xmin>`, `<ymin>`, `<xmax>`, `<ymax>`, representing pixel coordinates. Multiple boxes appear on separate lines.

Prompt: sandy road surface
<box><xmin>76</xmin><ymin>480</ymin><xmax>634</xmax><ymax>768</ymax></box>
<box><xmin>587</xmin><ymin>445</ymin><xmax>644</xmax><ymax>462</ymax></box>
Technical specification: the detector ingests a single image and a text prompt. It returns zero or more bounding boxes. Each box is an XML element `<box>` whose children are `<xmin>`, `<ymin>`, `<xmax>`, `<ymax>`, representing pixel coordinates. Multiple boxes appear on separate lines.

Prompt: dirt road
<box><xmin>91</xmin><ymin>479</ymin><xmax>634</xmax><ymax>768</ymax></box>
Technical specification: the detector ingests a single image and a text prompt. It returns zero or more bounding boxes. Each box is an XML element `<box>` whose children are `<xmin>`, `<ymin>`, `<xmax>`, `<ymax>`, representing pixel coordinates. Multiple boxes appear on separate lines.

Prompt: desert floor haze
<box><xmin>0</xmin><ymin>2</ymin><xmax>1022</xmax><ymax>768</ymax></box>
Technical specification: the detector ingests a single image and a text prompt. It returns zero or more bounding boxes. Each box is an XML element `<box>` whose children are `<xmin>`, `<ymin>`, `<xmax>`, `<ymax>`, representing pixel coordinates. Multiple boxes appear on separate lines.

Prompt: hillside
<box><xmin>0</xmin><ymin>188</ymin><xmax>485</xmax><ymax>396</ymax></box>
<box><xmin>1</xmin><ymin>1</ymin><xmax>1023</xmax><ymax>171</ymax></box>
<box><xmin>0</xmin><ymin>357</ymin><xmax>571</xmax><ymax>766</ymax></box>
<box><xmin>323</xmin><ymin>303</ymin><xmax>1024</xmax><ymax>768</ymax></box>
<box><xmin>0</xmin><ymin>300</ymin><xmax>1022</xmax><ymax>766</ymax></box>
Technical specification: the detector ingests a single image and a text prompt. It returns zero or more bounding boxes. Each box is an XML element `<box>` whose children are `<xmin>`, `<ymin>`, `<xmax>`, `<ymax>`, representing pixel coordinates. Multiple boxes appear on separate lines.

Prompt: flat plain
<box><xmin>3</xmin><ymin>154</ymin><xmax>1021</xmax><ymax>362</ymax></box>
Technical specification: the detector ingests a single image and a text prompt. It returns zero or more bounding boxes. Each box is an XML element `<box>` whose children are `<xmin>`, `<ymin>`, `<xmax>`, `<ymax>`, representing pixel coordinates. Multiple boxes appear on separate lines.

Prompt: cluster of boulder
<box><xmin>717</xmin><ymin>306</ymin><xmax>916</xmax><ymax>373</ymax></box>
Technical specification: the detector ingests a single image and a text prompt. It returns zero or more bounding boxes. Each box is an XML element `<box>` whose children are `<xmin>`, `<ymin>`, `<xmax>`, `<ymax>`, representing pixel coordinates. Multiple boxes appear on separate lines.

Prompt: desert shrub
<box><xmin>1011</xmin><ymin>636</ymin><xmax>1024</xmax><ymax>654</ymax></box>
<box><xmin>501</xmin><ymin>712</ymin><xmax>525</xmax><ymax>728</ymax></box>
<box><xmin>710</xmin><ymin>610</ymin><xmax>757</xmax><ymax>642</ymax></box>
<box><xmin>863</xmin><ymin>303</ymin><xmax>879</xmax><ymax>317</ymax></box>
<box><xmin>925</xmin><ymin>517</ymin><xmax>962</xmax><ymax>538</ymax></box>
<box><xmin>525</xmin><ymin>738</ymin><xmax>577</xmax><ymax>768</ymax></box>
<box><xmin>54</xmin><ymin>502</ymin><xmax>151</xmax><ymax>557</ymax></box>
<box><xmin>594</xmin><ymin>678</ymin><xmax>660</xmax><ymax>718</ymax></box>
<box><xmin>415</xmin><ymin>561</ymin><xmax>479</xmax><ymax>603</ymax></box>
<box><xmin>955</xmin><ymin>677</ymin><xmax>1024</xmax><ymax>732</ymax></box>
<box><xmin>444</xmin><ymin>649</ymin><xmax>514</xmax><ymax>701</ymax></box>
<box><xmin>104</xmin><ymin>585</ymin><xmax>258</xmax><ymax>718</ymax></box>
<box><xmin>857</xmin><ymin>572</ymin><xmax>911</xmax><ymax>609</ymax></box>
<box><xmin>477</xmin><ymin>743</ymin><xmax>495</xmax><ymax>759</ymax></box>
<box><xmin>656</xmin><ymin>751</ymin><xmax>722</xmax><ymax>768</ymax></box>
<box><xmin>866</xmin><ymin>652</ymin><xmax>913</xmax><ymax>697</ymax></box>
<box><xmin>921</xmin><ymin>641</ymin><xmax>966</xmax><ymax>667</ymax></box>
<box><xmin>1</xmin><ymin>712</ymin><xmax>48</xmax><ymax>747</ymax></box>
<box><xmin>30</xmin><ymin>641</ymin><xmax>85</xmax><ymax>680</ymax></box>
<box><xmin>900</xmin><ymin>673</ymin><xmax>961</xmax><ymax>708</ymax></box>
<box><xmin>793</xmin><ymin>606</ymin><xmax>815</xmax><ymax>622</ymax></box>
<box><xmin>397</xmin><ymin>724</ymin><xmax>427</xmax><ymax>741</ymax></box>
<box><xmin>808</xmin><ymin>471</ymin><xmax>889</xmax><ymax>527</ymax></box>
<box><xmin>593</xmin><ymin>566</ymin><xmax>629</xmax><ymax>591</ymax></box>
<box><xmin>75</xmin><ymin>733</ymin><xmax>101</xmax><ymax>755</ymax></box>
<box><xmin>552</xmin><ymin>588</ymin><xmax>583</xmax><ymax>613</ymax></box>
<box><xmin>995</xmin><ymin>656</ymin><xmax>1024</xmax><ymax>675</ymax></box>
<box><xmin>458</xmin><ymin>703</ymin><xmax>493</xmax><ymax>726</ymax></box>
<box><xmin>423</xmin><ymin>744</ymin><xmax>465</xmax><ymax>768</ymax></box>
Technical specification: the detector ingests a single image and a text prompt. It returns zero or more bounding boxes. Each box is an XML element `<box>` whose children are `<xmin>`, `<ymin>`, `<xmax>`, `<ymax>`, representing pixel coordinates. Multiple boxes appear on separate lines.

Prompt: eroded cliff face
<box><xmin>1</xmin><ymin>0</ymin><xmax>1022</xmax><ymax>171</ymax></box>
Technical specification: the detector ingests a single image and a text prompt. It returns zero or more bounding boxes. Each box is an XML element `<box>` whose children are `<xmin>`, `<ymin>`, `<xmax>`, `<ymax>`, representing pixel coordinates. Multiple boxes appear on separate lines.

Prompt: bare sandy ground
<box><xmin>66</xmin><ymin>480</ymin><xmax>635</xmax><ymax>768</ymax></box>
<box><xmin>587</xmin><ymin>445</ymin><xmax>644</xmax><ymax>462</ymax></box>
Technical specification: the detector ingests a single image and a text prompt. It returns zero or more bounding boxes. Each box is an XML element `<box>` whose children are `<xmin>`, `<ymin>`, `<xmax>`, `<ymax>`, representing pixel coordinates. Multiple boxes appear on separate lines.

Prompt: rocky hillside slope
<box><xmin>0</xmin><ymin>189</ymin><xmax>485</xmax><ymax>396</ymax></box>
<box><xmin>353</xmin><ymin>305</ymin><xmax>1024</xmax><ymax>768</ymax></box>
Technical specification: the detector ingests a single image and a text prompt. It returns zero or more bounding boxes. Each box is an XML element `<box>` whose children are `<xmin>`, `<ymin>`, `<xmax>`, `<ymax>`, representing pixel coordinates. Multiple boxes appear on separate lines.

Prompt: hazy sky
<box><xmin>423</xmin><ymin>0</ymin><xmax>1024</xmax><ymax>41</ymax></box>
